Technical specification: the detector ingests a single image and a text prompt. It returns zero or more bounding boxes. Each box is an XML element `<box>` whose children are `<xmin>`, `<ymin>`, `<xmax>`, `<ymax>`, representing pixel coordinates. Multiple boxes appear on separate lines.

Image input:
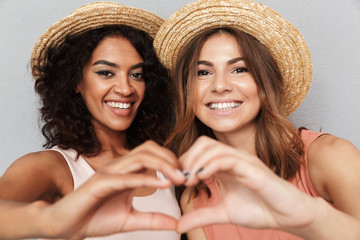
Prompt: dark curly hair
<box><xmin>33</xmin><ymin>25</ymin><xmax>173</xmax><ymax>157</ymax></box>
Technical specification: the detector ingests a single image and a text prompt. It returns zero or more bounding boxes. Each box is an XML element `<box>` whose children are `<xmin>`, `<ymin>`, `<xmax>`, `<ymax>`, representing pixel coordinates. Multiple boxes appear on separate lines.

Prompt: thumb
<box><xmin>177</xmin><ymin>205</ymin><xmax>228</xmax><ymax>233</ymax></box>
<box><xmin>122</xmin><ymin>211</ymin><xmax>178</xmax><ymax>232</ymax></box>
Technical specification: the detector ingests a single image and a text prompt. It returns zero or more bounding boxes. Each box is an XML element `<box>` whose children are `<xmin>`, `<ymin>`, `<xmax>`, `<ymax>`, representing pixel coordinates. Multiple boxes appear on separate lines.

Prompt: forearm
<box><xmin>290</xmin><ymin>197</ymin><xmax>360</xmax><ymax>240</ymax></box>
<box><xmin>0</xmin><ymin>199</ymin><xmax>49</xmax><ymax>239</ymax></box>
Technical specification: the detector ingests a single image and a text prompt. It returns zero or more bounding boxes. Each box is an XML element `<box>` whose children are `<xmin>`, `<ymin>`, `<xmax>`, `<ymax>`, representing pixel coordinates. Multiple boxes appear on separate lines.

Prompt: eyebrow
<box><xmin>92</xmin><ymin>60</ymin><xmax>144</xmax><ymax>70</ymax></box>
<box><xmin>131</xmin><ymin>62</ymin><xmax>144</xmax><ymax>70</ymax></box>
<box><xmin>93</xmin><ymin>60</ymin><xmax>118</xmax><ymax>68</ymax></box>
<box><xmin>228</xmin><ymin>57</ymin><xmax>245</xmax><ymax>65</ymax></box>
<box><xmin>198</xmin><ymin>57</ymin><xmax>245</xmax><ymax>66</ymax></box>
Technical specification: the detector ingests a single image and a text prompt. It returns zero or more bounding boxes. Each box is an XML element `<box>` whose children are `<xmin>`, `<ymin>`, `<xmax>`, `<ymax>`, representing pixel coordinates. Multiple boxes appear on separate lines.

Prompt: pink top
<box><xmin>194</xmin><ymin>130</ymin><xmax>327</xmax><ymax>240</ymax></box>
<box><xmin>48</xmin><ymin>146</ymin><xmax>181</xmax><ymax>240</ymax></box>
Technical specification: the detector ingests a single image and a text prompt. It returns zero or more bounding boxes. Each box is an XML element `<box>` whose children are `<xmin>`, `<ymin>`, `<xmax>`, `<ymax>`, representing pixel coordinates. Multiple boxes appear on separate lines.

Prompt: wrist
<box><xmin>26</xmin><ymin>201</ymin><xmax>52</xmax><ymax>238</ymax></box>
<box><xmin>0</xmin><ymin>200</ymin><xmax>50</xmax><ymax>239</ymax></box>
<box><xmin>290</xmin><ymin>197</ymin><xmax>360</xmax><ymax>240</ymax></box>
<box><xmin>288</xmin><ymin>197</ymin><xmax>328</xmax><ymax>239</ymax></box>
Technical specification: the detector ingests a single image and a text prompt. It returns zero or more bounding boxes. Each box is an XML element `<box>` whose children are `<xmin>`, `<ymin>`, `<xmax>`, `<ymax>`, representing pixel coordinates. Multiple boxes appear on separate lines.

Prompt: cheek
<box><xmin>81</xmin><ymin>86</ymin><xmax>101</xmax><ymax>102</ymax></box>
<box><xmin>246</xmin><ymin>82</ymin><xmax>262</xmax><ymax>111</ymax></box>
<box><xmin>236</xmin><ymin>78</ymin><xmax>259</xmax><ymax>99</ymax></box>
<box><xmin>194</xmin><ymin>82</ymin><xmax>207</xmax><ymax>103</ymax></box>
<box><xmin>251</xmin><ymin>86</ymin><xmax>260</xmax><ymax>105</ymax></box>
<box><xmin>248</xmin><ymin>84</ymin><xmax>259</xmax><ymax>100</ymax></box>
<box><xmin>192</xmin><ymin>83</ymin><xmax>204</xmax><ymax>113</ymax></box>
<box><xmin>136</xmin><ymin>82</ymin><xmax>146</xmax><ymax>101</ymax></box>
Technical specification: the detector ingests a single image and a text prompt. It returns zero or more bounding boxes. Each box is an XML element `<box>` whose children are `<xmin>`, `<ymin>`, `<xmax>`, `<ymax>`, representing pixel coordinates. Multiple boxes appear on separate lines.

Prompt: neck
<box><xmin>94</xmin><ymin>125</ymin><xmax>128</xmax><ymax>159</ymax></box>
<box><xmin>213</xmin><ymin>123</ymin><xmax>257</xmax><ymax>156</ymax></box>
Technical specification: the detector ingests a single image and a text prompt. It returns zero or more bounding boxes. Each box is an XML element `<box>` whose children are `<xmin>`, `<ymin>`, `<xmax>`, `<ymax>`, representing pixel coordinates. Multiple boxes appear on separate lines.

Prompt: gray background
<box><xmin>1</xmin><ymin>0</ymin><xmax>359</xmax><ymax>176</ymax></box>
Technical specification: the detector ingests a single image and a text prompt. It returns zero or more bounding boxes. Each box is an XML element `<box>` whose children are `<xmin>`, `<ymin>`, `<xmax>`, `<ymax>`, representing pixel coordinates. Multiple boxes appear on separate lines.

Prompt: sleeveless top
<box><xmin>50</xmin><ymin>146</ymin><xmax>181</xmax><ymax>240</ymax></box>
<box><xmin>194</xmin><ymin>130</ymin><xmax>328</xmax><ymax>240</ymax></box>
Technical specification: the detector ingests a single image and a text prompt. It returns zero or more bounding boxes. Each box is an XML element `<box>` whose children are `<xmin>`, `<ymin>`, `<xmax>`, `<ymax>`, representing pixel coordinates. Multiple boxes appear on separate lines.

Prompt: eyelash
<box><xmin>95</xmin><ymin>71</ymin><xmax>144</xmax><ymax>80</ymax></box>
<box><xmin>95</xmin><ymin>70</ymin><xmax>114</xmax><ymax>77</ymax></box>
<box><xmin>232</xmin><ymin>67</ymin><xmax>249</xmax><ymax>73</ymax></box>
<box><xmin>130</xmin><ymin>72</ymin><xmax>144</xmax><ymax>80</ymax></box>
<box><xmin>197</xmin><ymin>67</ymin><xmax>248</xmax><ymax>76</ymax></box>
<box><xmin>197</xmin><ymin>70</ymin><xmax>210</xmax><ymax>76</ymax></box>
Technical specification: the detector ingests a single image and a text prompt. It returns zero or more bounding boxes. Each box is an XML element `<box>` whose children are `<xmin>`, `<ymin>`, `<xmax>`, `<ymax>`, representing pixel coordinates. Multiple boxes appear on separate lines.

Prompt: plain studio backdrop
<box><xmin>0</xmin><ymin>0</ymin><xmax>359</xmax><ymax>177</ymax></box>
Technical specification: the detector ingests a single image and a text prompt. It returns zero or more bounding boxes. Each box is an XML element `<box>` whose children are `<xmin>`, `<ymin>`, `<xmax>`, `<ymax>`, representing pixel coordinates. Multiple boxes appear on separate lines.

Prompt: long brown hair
<box><xmin>166</xmin><ymin>27</ymin><xmax>304</xmax><ymax>198</ymax></box>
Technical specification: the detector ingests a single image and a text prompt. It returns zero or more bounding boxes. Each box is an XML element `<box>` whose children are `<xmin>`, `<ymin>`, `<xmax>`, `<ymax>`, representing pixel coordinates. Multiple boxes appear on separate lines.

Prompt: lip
<box><xmin>206</xmin><ymin>98</ymin><xmax>242</xmax><ymax>103</ymax></box>
<box><xmin>104</xmin><ymin>100</ymin><xmax>136</xmax><ymax>117</ymax></box>
<box><xmin>205</xmin><ymin>99</ymin><xmax>242</xmax><ymax>116</ymax></box>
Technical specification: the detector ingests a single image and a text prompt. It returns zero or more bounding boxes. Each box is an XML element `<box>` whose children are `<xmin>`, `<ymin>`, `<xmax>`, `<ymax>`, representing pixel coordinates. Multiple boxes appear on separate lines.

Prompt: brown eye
<box><xmin>232</xmin><ymin>67</ymin><xmax>248</xmax><ymax>73</ymax></box>
<box><xmin>130</xmin><ymin>72</ymin><xmax>144</xmax><ymax>80</ymax></box>
<box><xmin>197</xmin><ymin>70</ymin><xmax>210</xmax><ymax>76</ymax></box>
<box><xmin>96</xmin><ymin>70</ymin><xmax>114</xmax><ymax>77</ymax></box>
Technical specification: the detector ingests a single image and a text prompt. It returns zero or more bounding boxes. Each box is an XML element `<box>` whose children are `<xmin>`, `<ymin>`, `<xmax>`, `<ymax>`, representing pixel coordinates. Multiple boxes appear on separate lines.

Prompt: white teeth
<box><xmin>209</xmin><ymin>102</ymin><xmax>240</xmax><ymax>111</ymax></box>
<box><xmin>106</xmin><ymin>101</ymin><xmax>131</xmax><ymax>109</ymax></box>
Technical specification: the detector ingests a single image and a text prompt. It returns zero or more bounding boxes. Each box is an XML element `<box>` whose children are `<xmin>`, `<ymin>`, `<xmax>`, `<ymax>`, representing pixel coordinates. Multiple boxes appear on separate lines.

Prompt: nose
<box><xmin>211</xmin><ymin>71</ymin><xmax>233</xmax><ymax>93</ymax></box>
<box><xmin>113</xmin><ymin>74</ymin><xmax>134</xmax><ymax>96</ymax></box>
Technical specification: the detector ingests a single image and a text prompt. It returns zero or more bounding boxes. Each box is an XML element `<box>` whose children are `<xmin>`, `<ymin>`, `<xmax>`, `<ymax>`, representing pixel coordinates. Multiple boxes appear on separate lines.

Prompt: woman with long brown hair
<box><xmin>154</xmin><ymin>0</ymin><xmax>360</xmax><ymax>239</ymax></box>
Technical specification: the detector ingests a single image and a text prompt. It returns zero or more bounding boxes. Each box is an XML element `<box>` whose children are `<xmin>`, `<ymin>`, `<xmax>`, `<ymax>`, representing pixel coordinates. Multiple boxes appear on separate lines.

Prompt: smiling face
<box><xmin>77</xmin><ymin>35</ymin><xmax>145</xmax><ymax>134</ymax></box>
<box><xmin>194</xmin><ymin>33</ymin><xmax>261</xmax><ymax>137</ymax></box>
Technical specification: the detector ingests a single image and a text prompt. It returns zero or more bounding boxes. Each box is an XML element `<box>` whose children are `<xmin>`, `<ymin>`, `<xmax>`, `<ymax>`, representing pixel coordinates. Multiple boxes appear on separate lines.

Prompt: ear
<box><xmin>75</xmin><ymin>84</ymin><xmax>81</xmax><ymax>94</ymax></box>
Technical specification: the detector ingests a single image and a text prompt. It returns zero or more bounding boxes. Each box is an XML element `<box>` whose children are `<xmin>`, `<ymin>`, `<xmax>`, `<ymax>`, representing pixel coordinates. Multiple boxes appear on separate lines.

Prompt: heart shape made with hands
<box><xmin>173</xmin><ymin>165</ymin><xmax>316</xmax><ymax>235</ymax></box>
<box><xmin>174</xmin><ymin>135</ymin><xmax>314</xmax><ymax>234</ymax></box>
<box><xmin>88</xmin><ymin>139</ymin><xmax>310</xmax><ymax>235</ymax></box>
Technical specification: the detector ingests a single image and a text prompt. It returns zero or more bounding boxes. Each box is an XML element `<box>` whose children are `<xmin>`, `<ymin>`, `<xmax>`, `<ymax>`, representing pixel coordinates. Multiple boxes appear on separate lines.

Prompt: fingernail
<box><xmin>182</xmin><ymin>170</ymin><xmax>190</xmax><ymax>181</ymax></box>
<box><xmin>175</xmin><ymin>169</ymin><xmax>184</xmax><ymax>178</ymax></box>
<box><xmin>196</xmin><ymin>167</ymin><xmax>204</xmax><ymax>174</ymax></box>
<box><xmin>160</xmin><ymin>177</ymin><xmax>170</xmax><ymax>183</ymax></box>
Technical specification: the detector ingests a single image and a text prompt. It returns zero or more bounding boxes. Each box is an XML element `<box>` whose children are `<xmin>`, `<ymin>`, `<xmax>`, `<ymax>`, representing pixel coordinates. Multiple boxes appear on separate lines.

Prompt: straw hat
<box><xmin>31</xmin><ymin>1</ymin><xmax>164</xmax><ymax>78</ymax></box>
<box><xmin>154</xmin><ymin>0</ymin><xmax>312</xmax><ymax>115</ymax></box>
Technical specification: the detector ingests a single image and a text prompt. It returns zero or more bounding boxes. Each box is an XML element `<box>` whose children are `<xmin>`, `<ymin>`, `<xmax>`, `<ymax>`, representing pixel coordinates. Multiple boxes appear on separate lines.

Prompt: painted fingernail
<box><xmin>183</xmin><ymin>170</ymin><xmax>190</xmax><ymax>181</ymax></box>
<box><xmin>196</xmin><ymin>167</ymin><xmax>204</xmax><ymax>174</ymax></box>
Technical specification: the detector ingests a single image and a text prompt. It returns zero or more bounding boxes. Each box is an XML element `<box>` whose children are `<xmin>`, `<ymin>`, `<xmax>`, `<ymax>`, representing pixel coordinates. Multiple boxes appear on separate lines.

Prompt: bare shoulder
<box><xmin>308</xmin><ymin>134</ymin><xmax>360</xmax><ymax>167</ymax></box>
<box><xmin>309</xmin><ymin>134</ymin><xmax>358</xmax><ymax>153</ymax></box>
<box><xmin>0</xmin><ymin>150</ymin><xmax>73</xmax><ymax>202</ymax></box>
<box><xmin>308</xmin><ymin>134</ymin><xmax>360</xmax><ymax>216</ymax></box>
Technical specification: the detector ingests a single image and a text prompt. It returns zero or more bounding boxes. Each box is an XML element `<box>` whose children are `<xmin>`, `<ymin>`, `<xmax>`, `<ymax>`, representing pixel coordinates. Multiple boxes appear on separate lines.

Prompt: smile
<box><xmin>208</xmin><ymin>101</ymin><xmax>241</xmax><ymax>111</ymax></box>
<box><xmin>106</xmin><ymin>101</ymin><xmax>132</xmax><ymax>110</ymax></box>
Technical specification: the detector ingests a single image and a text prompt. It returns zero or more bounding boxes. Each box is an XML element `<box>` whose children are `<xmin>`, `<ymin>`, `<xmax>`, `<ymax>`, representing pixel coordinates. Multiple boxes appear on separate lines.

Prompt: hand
<box><xmin>39</xmin><ymin>141</ymin><xmax>185</xmax><ymax>239</ymax></box>
<box><xmin>99</xmin><ymin>140</ymin><xmax>184</xmax><ymax>185</ymax></box>
<box><xmin>177</xmin><ymin>136</ymin><xmax>316</xmax><ymax>234</ymax></box>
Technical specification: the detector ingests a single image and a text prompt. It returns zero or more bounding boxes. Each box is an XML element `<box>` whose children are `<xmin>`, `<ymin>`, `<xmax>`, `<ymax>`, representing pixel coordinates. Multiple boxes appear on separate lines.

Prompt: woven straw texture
<box><xmin>154</xmin><ymin>0</ymin><xmax>312</xmax><ymax>115</ymax></box>
<box><xmin>31</xmin><ymin>1</ymin><xmax>164</xmax><ymax>78</ymax></box>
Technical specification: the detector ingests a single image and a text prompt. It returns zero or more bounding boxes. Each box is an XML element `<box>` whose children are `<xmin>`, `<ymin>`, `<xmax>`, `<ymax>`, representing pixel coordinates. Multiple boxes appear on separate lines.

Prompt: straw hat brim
<box><xmin>154</xmin><ymin>0</ymin><xmax>312</xmax><ymax>115</ymax></box>
<box><xmin>31</xmin><ymin>1</ymin><xmax>164</xmax><ymax>78</ymax></box>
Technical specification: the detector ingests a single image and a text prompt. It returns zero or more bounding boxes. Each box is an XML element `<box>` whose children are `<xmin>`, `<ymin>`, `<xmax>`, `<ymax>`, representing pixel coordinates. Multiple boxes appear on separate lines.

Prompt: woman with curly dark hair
<box><xmin>0</xmin><ymin>2</ymin><xmax>184</xmax><ymax>240</ymax></box>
